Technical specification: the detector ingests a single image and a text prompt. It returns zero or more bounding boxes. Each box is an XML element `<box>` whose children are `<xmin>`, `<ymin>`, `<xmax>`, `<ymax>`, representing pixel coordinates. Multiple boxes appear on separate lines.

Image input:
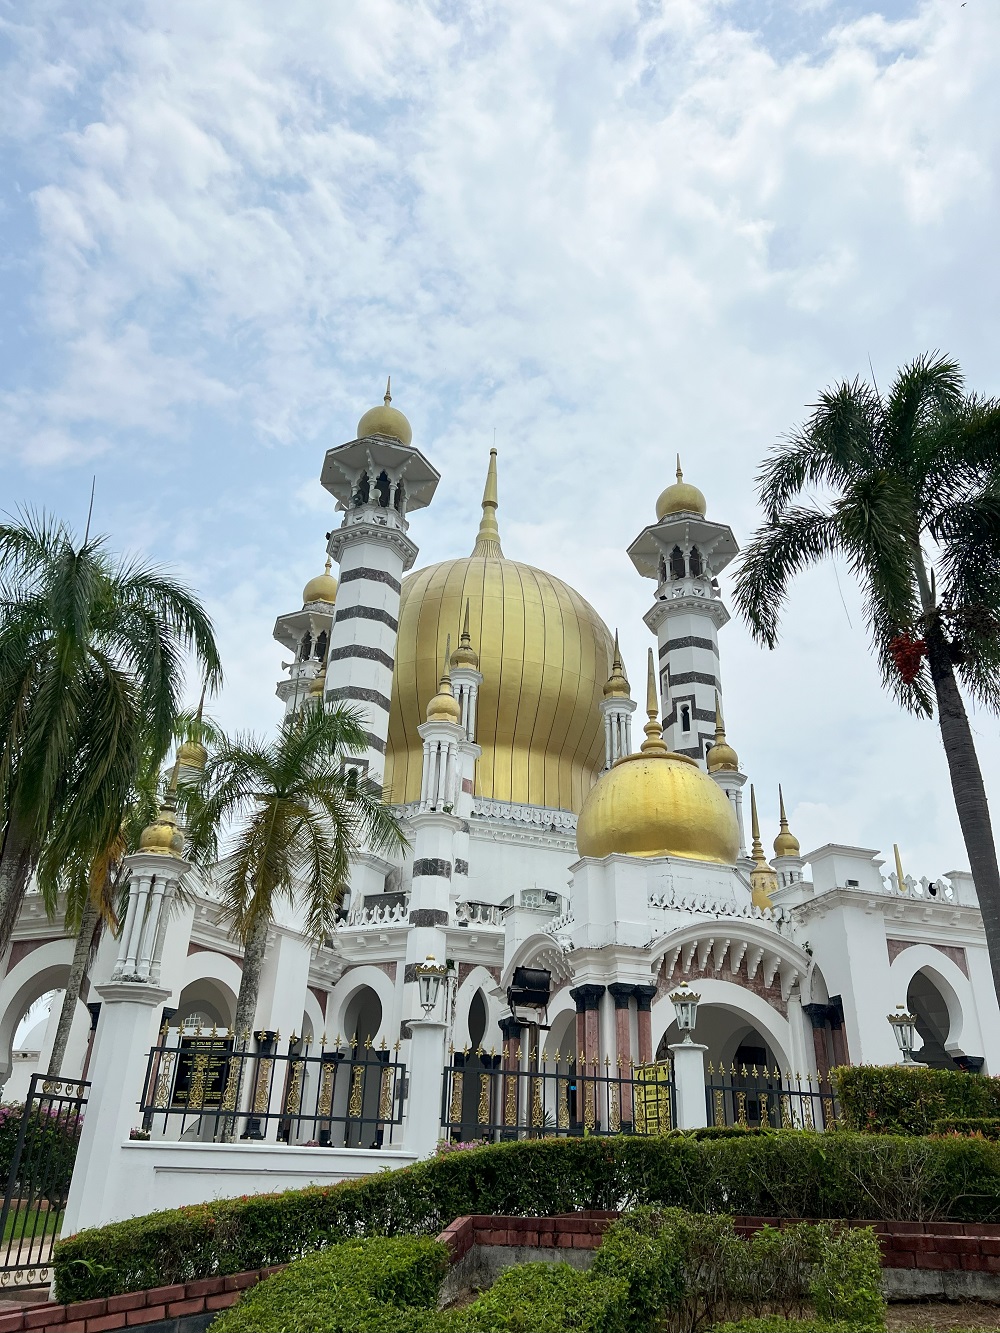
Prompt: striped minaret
<box><xmin>319</xmin><ymin>382</ymin><xmax>439</xmax><ymax>787</ymax></box>
<box><xmin>626</xmin><ymin>457</ymin><xmax>739</xmax><ymax>768</ymax></box>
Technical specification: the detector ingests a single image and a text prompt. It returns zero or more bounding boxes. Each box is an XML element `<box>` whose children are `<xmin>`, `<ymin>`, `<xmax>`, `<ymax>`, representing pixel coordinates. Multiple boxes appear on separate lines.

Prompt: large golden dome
<box><xmin>576</xmin><ymin>652</ymin><xmax>739</xmax><ymax>864</ymax></box>
<box><xmin>385</xmin><ymin>452</ymin><xmax>613</xmax><ymax>811</ymax></box>
<box><xmin>655</xmin><ymin>456</ymin><xmax>706</xmax><ymax>520</ymax></box>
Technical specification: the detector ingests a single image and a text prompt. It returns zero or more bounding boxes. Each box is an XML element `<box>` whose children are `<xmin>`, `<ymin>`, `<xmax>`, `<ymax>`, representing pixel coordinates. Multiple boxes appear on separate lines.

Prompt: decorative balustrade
<box><xmin>470</xmin><ymin>798</ymin><xmax>578</xmax><ymax>832</ymax></box>
<box><xmin>454</xmin><ymin>901</ymin><xmax>505</xmax><ymax>927</ymax></box>
<box><xmin>337</xmin><ymin>896</ymin><xmax>410</xmax><ymax>928</ymax></box>
<box><xmin>648</xmin><ymin>890</ymin><xmax>792</xmax><ymax>928</ymax></box>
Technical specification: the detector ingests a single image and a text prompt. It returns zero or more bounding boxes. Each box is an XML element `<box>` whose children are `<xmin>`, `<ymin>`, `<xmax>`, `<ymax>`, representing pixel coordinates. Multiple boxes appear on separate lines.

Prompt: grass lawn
<box><xmin>1</xmin><ymin>1203</ymin><xmax>63</xmax><ymax>1245</ymax></box>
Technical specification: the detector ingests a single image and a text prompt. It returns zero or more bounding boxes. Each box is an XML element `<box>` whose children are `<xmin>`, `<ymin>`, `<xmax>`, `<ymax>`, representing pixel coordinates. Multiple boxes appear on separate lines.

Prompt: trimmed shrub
<box><xmin>590</xmin><ymin>1207</ymin><xmax>686</xmax><ymax>1326</ymax></box>
<box><xmin>809</xmin><ymin>1227</ymin><xmax>885</xmax><ymax>1328</ymax></box>
<box><xmin>53</xmin><ymin>1131</ymin><xmax>1000</xmax><ymax>1304</ymax></box>
<box><xmin>463</xmin><ymin>1263</ymin><xmax>630</xmax><ymax>1333</ymax></box>
<box><xmin>834</xmin><ymin>1064</ymin><xmax>1000</xmax><ymax>1135</ymax></box>
<box><xmin>210</xmin><ymin>1235</ymin><xmax>453</xmax><ymax>1333</ymax></box>
<box><xmin>709</xmin><ymin>1322</ymin><xmax>877</xmax><ymax>1332</ymax></box>
<box><xmin>933</xmin><ymin>1116</ymin><xmax>1000</xmax><ymax>1139</ymax></box>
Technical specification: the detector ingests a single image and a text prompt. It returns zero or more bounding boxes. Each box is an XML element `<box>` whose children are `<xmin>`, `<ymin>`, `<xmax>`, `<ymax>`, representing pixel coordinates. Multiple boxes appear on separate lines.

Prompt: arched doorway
<box><xmin>338</xmin><ymin>986</ymin><xmax>383</xmax><ymax>1148</ymax></box>
<box><xmin>908</xmin><ymin>971</ymin><xmax>960</xmax><ymax>1070</ymax></box>
<box><xmin>451</xmin><ymin>990</ymin><xmax>502</xmax><ymax>1142</ymax></box>
<box><xmin>657</xmin><ymin>1006</ymin><xmax>788</xmax><ymax>1130</ymax></box>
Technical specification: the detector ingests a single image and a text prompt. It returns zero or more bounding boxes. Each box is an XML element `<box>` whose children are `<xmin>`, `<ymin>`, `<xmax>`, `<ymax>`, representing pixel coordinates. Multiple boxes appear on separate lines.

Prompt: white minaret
<box><xmin>319</xmin><ymin>380</ymin><xmax>439</xmax><ymax>786</ymax></box>
<box><xmin>599</xmin><ymin>631</ymin><xmax>636</xmax><ymax>769</ymax></box>
<box><xmin>272</xmin><ymin>557</ymin><xmax>338</xmax><ymax>718</ymax></box>
<box><xmin>627</xmin><ymin>456</ymin><xmax>738</xmax><ymax>767</ymax></box>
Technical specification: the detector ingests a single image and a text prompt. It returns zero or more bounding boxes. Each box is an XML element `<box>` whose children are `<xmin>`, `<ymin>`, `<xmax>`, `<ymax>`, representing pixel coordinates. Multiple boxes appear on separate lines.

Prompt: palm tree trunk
<box><xmin>0</xmin><ymin>813</ymin><xmax>36</xmax><ymax>957</ymax></box>
<box><xmin>222</xmin><ymin>915</ymin><xmax>270</xmax><ymax>1143</ymax></box>
<box><xmin>47</xmin><ymin>896</ymin><xmax>101</xmax><ymax>1078</ymax></box>
<box><xmin>232</xmin><ymin>914</ymin><xmax>270</xmax><ymax>1044</ymax></box>
<box><xmin>926</xmin><ymin>630</ymin><xmax>1000</xmax><ymax>1001</ymax></box>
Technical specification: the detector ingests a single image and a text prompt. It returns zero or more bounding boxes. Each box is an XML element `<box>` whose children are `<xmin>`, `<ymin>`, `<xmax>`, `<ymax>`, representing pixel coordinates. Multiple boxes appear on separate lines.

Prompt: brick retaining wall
<box><xmin>7</xmin><ymin>1214</ymin><xmax>1000</xmax><ymax>1330</ymax></box>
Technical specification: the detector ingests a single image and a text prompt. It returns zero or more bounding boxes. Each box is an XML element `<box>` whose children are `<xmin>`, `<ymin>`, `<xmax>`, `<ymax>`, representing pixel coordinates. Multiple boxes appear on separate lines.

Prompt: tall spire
<box><xmin>676</xmin><ymin>453</ymin><xmax>683</xmax><ymax>482</ymax></box>
<box><xmin>773</xmin><ymin>785</ymin><xmax>801</xmax><ymax>857</ymax></box>
<box><xmin>894</xmin><ymin>842</ymin><xmax>907</xmax><ymax>893</ymax></box>
<box><xmin>749</xmin><ymin>784</ymin><xmax>764</xmax><ymax>861</ymax></box>
<box><xmin>640</xmin><ymin>648</ymin><xmax>668</xmax><ymax>754</ymax></box>
<box><xmin>603</xmin><ymin>630</ymin><xmax>631</xmax><ymax>698</ymax></box>
<box><xmin>707</xmin><ymin>691</ymin><xmax>738</xmax><ymax>773</ymax></box>
<box><xmin>451</xmin><ymin>598</ymin><xmax>480</xmax><ymax>668</ymax></box>
<box><xmin>748</xmin><ymin>783</ymin><xmax>778</xmax><ymax>909</ymax></box>
<box><xmin>384</xmin><ymin>375</ymin><xmax>392</xmax><ymax>404</ymax></box>
<box><xmin>471</xmin><ymin>448</ymin><xmax>504</xmax><ymax>558</ymax></box>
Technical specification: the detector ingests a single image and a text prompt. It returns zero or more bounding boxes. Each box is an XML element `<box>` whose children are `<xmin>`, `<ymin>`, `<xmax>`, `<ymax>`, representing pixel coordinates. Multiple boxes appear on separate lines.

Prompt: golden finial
<box><xmin>773</xmin><ymin>785</ymin><xmax>801</xmax><ymax>857</ymax></box>
<box><xmin>451</xmin><ymin>598</ymin><xmax>479</xmax><ymax>668</ymax></box>
<box><xmin>138</xmin><ymin>756</ymin><xmax>184</xmax><ymax>857</ymax></box>
<box><xmin>471</xmin><ymin>448</ymin><xmax>504</xmax><ymax>559</ymax></box>
<box><xmin>749</xmin><ymin>784</ymin><xmax>778</xmax><ymax>910</ymax></box>
<box><xmin>640</xmin><ymin>648</ymin><xmax>668</xmax><ymax>754</ymax></box>
<box><xmin>426</xmin><ymin>636</ymin><xmax>461</xmax><ymax>723</ymax></box>
<box><xmin>707</xmin><ymin>692</ymin><xmax>738</xmax><ymax>773</ymax></box>
<box><xmin>603</xmin><ymin>630</ymin><xmax>631</xmax><ymax>699</ymax></box>
<box><xmin>894</xmin><ymin>842</ymin><xmax>907</xmax><ymax>893</ymax></box>
<box><xmin>676</xmin><ymin>453</ymin><xmax>683</xmax><ymax>482</ymax></box>
<box><xmin>384</xmin><ymin>375</ymin><xmax>392</xmax><ymax>404</ymax></box>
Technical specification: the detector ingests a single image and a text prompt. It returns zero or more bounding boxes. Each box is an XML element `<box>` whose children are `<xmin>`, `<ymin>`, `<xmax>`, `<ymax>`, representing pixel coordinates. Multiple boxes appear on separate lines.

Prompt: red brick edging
<box><xmin>7</xmin><ymin>1214</ymin><xmax>1000</xmax><ymax>1331</ymax></box>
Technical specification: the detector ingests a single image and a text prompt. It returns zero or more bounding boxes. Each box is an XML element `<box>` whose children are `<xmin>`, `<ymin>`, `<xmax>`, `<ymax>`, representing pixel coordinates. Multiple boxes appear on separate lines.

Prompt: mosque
<box><xmin>2</xmin><ymin>384</ymin><xmax>998</xmax><ymax>1157</ymax></box>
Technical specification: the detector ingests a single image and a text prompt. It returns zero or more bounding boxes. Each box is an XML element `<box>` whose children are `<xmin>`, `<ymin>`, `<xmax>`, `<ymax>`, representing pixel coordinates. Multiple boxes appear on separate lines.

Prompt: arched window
<box><xmin>375</xmin><ymin>470</ymin><xmax>390</xmax><ymax>507</ymax></box>
<box><xmin>353</xmin><ymin>472</ymin><xmax>370</xmax><ymax>507</ymax></box>
<box><xmin>299</xmin><ymin>631</ymin><xmax>312</xmax><ymax>661</ymax></box>
<box><xmin>315</xmin><ymin>631</ymin><xmax>328</xmax><ymax>660</ymax></box>
<box><xmin>680</xmin><ymin>703</ymin><xmax>691</xmax><ymax>733</ymax></box>
<box><xmin>689</xmin><ymin>546</ymin><xmax>703</xmax><ymax>577</ymax></box>
<box><xmin>670</xmin><ymin>546</ymin><xmax>685</xmax><ymax>579</ymax></box>
<box><xmin>394</xmin><ymin>481</ymin><xmax>406</xmax><ymax>513</ymax></box>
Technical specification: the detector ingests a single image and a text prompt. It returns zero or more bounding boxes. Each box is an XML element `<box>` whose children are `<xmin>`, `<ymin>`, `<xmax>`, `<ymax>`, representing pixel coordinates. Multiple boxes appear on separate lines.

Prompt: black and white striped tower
<box><xmin>319</xmin><ymin>381</ymin><xmax>439</xmax><ymax>788</ymax></box>
<box><xmin>627</xmin><ymin>457</ymin><xmax>739</xmax><ymax>768</ymax></box>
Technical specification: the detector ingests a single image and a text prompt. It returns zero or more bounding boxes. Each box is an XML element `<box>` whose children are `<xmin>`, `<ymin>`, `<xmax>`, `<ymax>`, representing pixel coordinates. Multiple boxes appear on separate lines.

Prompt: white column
<box><xmin>404</xmin><ymin>1017</ymin><xmax>448</xmax><ymax>1158</ymax></box>
<box><xmin>669</xmin><ymin>1040</ymin><xmax>709</xmax><ymax>1129</ymax></box>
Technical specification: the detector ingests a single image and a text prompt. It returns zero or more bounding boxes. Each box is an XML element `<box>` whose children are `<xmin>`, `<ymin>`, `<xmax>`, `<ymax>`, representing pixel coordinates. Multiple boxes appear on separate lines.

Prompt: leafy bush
<box><xmin>834</xmin><ymin>1065</ymin><xmax>1000</xmax><ymax>1135</ymax></box>
<box><xmin>809</xmin><ymin>1227</ymin><xmax>885</xmax><ymax>1328</ymax></box>
<box><xmin>932</xmin><ymin>1117</ymin><xmax>1000</xmax><ymax>1139</ymax></box>
<box><xmin>0</xmin><ymin>1101</ymin><xmax>81</xmax><ymax>1204</ymax></box>
<box><xmin>590</xmin><ymin>1207</ymin><xmax>686</xmax><ymax>1326</ymax></box>
<box><xmin>463</xmin><ymin>1263</ymin><xmax>629</xmax><ymax>1333</ymax></box>
<box><xmin>54</xmin><ymin>1131</ymin><xmax>1000</xmax><ymax>1304</ymax></box>
<box><xmin>210</xmin><ymin>1235</ymin><xmax>454</xmax><ymax>1333</ymax></box>
<box><xmin>708</xmin><ymin>1322</ymin><xmax>877</xmax><ymax>1332</ymax></box>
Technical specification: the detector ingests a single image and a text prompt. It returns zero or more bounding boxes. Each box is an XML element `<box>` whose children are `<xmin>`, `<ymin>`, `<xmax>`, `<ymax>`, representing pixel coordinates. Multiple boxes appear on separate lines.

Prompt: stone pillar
<box><xmin>634</xmin><ymin>984</ymin><xmax>657</xmax><ymax>1064</ymax></box>
<box><xmin>404</xmin><ymin>1016</ymin><xmax>448</xmax><ymax>1159</ymax></box>
<box><xmin>570</xmin><ymin>985</ymin><xmax>605</xmax><ymax>1067</ymax></box>
<box><xmin>607</xmin><ymin>983</ymin><xmax>635</xmax><ymax>1067</ymax></box>
<box><xmin>803</xmin><ymin>1002</ymin><xmax>832</xmax><ymax>1082</ymax></box>
<box><xmin>828</xmin><ymin>995</ymin><xmax>849</xmax><ymax>1067</ymax></box>
<box><xmin>669</xmin><ymin>1040</ymin><xmax>709</xmax><ymax>1130</ymax></box>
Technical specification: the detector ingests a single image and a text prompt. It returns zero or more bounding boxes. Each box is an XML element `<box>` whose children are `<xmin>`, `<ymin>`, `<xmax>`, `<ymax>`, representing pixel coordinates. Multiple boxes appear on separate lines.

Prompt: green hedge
<box><xmin>53</xmin><ymin>1131</ymin><xmax>1000</xmax><ymax>1303</ymax></box>
<box><xmin>210</xmin><ymin>1212</ymin><xmax>885</xmax><ymax>1333</ymax></box>
<box><xmin>834</xmin><ymin>1065</ymin><xmax>1000</xmax><ymax>1135</ymax></box>
<box><xmin>933</xmin><ymin>1117</ymin><xmax>1000</xmax><ymax>1139</ymax></box>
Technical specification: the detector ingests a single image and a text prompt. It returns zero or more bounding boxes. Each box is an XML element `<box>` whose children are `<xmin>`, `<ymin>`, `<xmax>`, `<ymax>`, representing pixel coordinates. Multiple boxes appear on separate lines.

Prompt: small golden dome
<box><xmin>303</xmin><ymin>558</ymin><xmax>338</xmax><ymax>606</ymax></box>
<box><xmin>577</xmin><ymin>650</ymin><xmax>739</xmax><ymax>864</ymax></box>
<box><xmin>357</xmin><ymin>377</ymin><xmax>412</xmax><ymax>446</ymax></box>
<box><xmin>656</xmin><ymin>456</ymin><xmax>707</xmax><ymax>520</ymax></box>
<box><xmin>139</xmin><ymin>803</ymin><xmax>184</xmax><ymax>858</ymax></box>
<box><xmin>773</xmin><ymin>785</ymin><xmax>800</xmax><ymax>858</ymax></box>
<box><xmin>603</xmin><ymin>631</ymin><xmax>631</xmax><ymax>699</ymax></box>
<box><xmin>450</xmin><ymin>600</ymin><xmax>480</xmax><ymax>669</ymax></box>
<box><xmin>177</xmin><ymin>739</ymin><xmax>207</xmax><ymax>771</ymax></box>
<box><xmin>706</xmin><ymin>695</ymin><xmax>738</xmax><ymax>773</ymax></box>
<box><xmin>309</xmin><ymin>663</ymin><xmax>327</xmax><ymax>698</ymax></box>
<box><xmin>426</xmin><ymin>672</ymin><xmax>462</xmax><ymax>723</ymax></box>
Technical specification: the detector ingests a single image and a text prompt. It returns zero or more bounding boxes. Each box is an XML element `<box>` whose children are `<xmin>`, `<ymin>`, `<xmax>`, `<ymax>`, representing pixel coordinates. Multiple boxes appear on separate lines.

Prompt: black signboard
<box><xmin>172</xmin><ymin>1036</ymin><xmax>233</xmax><ymax>1109</ymax></box>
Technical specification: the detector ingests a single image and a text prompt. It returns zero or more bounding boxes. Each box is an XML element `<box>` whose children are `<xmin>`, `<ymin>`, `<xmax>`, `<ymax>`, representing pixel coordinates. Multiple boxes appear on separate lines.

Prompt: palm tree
<box><xmin>0</xmin><ymin>512</ymin><xmax>221</xmax><ymax>957</ymax></box>
<box><xmin>43</xmin><ymin>703</ymin><xmax>223</xmax><ymax>1078</ymax></box>
<box><xmin>185</xmin><ymin>703</ymin><xmax>407</xmax><ymax>1049</ymax></box>
<box><xmin>733</xmin><ymin>354</ymin><xmax>1000</xmax><ymax>999</ymax></box>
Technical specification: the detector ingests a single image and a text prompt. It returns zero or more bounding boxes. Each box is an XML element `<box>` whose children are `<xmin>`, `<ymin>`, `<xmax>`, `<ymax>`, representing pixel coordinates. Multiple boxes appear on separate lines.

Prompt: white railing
<box><xmin>338</xmin><ymin>897</ymin><xmax>410</xmax><ymax>928</ymax></box>
<box><xmin>454</xmin><ymin>901</ymin><xmax>505</xmax><ymax>927</ymax></box>
<box><xmin>648</xmin><ymin>890</ymin><xmax>792</xmax><ymax>929</ymax></box>
<box><xmin>470</xmin><ymin>798</ymin><xmax>577</xmax><ymax>832</ymax></box>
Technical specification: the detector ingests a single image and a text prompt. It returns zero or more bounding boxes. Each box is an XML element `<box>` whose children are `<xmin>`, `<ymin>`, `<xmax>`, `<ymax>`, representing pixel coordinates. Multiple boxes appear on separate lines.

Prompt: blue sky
<box><xmin>2</xmin><ymin>0</ymin><xmax>998</xmax><ymax>882</ymax></box>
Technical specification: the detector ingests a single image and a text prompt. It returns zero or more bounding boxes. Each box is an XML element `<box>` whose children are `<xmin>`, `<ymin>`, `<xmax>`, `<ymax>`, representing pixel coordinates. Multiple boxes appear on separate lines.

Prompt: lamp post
<box><xmin>669</xmin><ymin>981</ymin><xmax>701</xmax><ymax>1043</ymax></box>
<box><xmin>405</xmin><ymin>956</ymin><xmax>450</xmax><ymax>1159</ymax></box>
<box><xmin>667</xmin><ymin>979</ymin><xmax>708</xmax><ymax>1130</ymax></box>
<box><xmin>888</xmin><ymin>1004</ymin><xmax>919</xmax><ymax>1063</ymax></box>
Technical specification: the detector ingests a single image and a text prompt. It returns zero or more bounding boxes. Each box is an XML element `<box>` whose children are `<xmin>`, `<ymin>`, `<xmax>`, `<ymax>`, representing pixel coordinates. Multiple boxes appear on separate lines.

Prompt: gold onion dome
<box><xmin>706</xmin><ymin>695</ymin><xmax>738</xmax><ymax>773</ymax></box>
<box><xmin>176</xmin><ymin>739</ymin><xmax>207</xmax><ymax>771</ymax></box>
<box><xmin>773</xmin><ymin>786</ymin><xmax>800</xmax><ymax>857</ymax></box>
<box><xmin>303</xmin><ymin>557</ymin><xmax>338</xmax><ymax>606</ymax></box>
<box><xmin>603</xmin><ymin>631</ymin><xmax>631</xmax><ymax>699</ymax></box>
<box><xmin>656</xmin><ymin>455</ymin><xmax>707</xmax><ymax>520</ymax></box>
<box><xmin>139</xmin><ymin>769</ymin><xmax>184</xmax><ymax>859</ymax></box>
<box><xmin>576</xmin><ymin>649</ymin><xmax>740</xmax><ymax>865</ymax></box>
<box><xmin>426</xmin><ymin>666</ymin><xmax>462</xmax><ymax>724</ymax></box>
<box><xmin>450</xmin><ymin>601</ymin><xmax>480</xmax><ymax>669</ymax></box>
<box><xmin>385</xmin><ymin>450</ymin><xmax>613</xmax><ymax>811</ymax></box>
<box><xmin>357</xmin><ymin>376</ymin><xmax>412</xmax><ymax>446</ymax></box>
<box><xmin>309</xmin><ymin>659</ymin><xmax>327</xmax><ymax>697</ymax></box>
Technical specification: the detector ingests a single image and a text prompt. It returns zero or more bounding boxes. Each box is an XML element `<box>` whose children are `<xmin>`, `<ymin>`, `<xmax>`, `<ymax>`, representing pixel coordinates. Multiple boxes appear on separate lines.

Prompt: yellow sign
<box><xmin>634</xmin><ymin>1061</ymin><xmax>672</xmax><ymax>1134</ymax></box>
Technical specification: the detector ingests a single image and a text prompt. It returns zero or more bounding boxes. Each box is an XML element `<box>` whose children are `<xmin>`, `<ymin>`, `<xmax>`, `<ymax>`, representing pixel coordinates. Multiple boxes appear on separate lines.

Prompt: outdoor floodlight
<box><xmin>669</xmin><ymin>980</ymin><xmax>701</xmax><ymax>1043</ymax></box>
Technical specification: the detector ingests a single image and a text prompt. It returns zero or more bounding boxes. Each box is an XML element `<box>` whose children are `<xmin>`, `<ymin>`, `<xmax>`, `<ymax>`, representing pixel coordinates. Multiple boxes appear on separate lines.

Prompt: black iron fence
<box><xmin>140</xmin><ymin>1027</ymin><xmax>406</xmax><ymax>1148</ymax></box>
<box><xmin>441</xmin><ymin>1047</ymin><xmax>675</xmax><ymax>1141</ymax></box>
<box><xmin>704</xmin><ymin>1063</ymin><xmax>839</xmax><ymax>1130</ymax></box>
<box><xmin>0</xmin><ymin>1073</ymin><xmax>89</xmax><ymax>1287</ymax></box>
